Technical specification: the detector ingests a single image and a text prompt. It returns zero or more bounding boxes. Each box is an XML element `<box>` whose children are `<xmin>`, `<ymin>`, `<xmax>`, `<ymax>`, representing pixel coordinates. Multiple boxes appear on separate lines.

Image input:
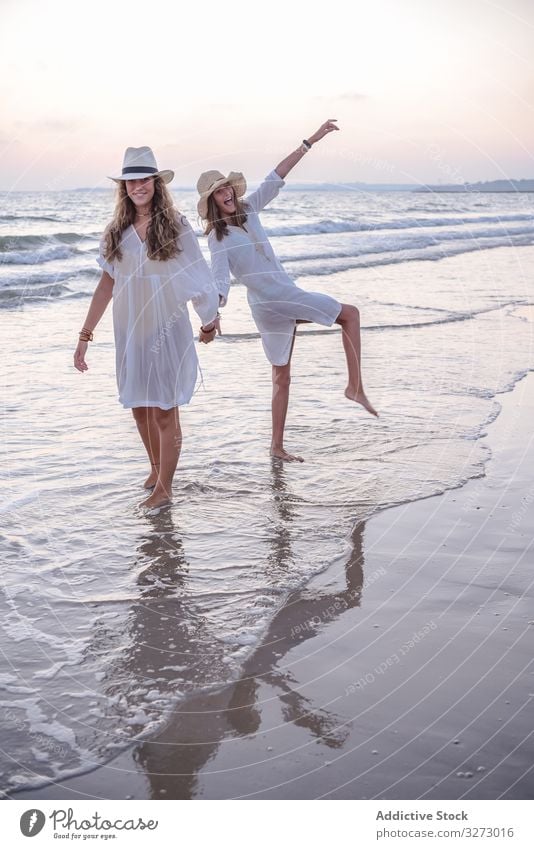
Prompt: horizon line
<box><xmin>2</xmin><ymin>177</ymin><xmax>534</xmax><ymax>194</ymax></box>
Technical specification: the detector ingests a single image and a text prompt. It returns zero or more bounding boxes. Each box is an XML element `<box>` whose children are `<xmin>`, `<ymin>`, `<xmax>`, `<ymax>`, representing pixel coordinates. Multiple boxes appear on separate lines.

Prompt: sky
<box><xmin>0</xmin><ymin>0</ymin><xmax>532</xmax><ymax>190</ymax></box>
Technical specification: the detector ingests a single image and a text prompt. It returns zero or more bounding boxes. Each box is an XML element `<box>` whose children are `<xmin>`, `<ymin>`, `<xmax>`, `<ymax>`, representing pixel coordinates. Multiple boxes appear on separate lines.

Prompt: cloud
<box><xmin>314</xmin><ymin>91</ymin><xmax>367</xmax><ymax>102</ymax></box>
<box><xmin>13</xmin><ymin>119</ymin><xmax>81</xmax><ymax>133</ymax></box>
<box><xmin>338</xmin><ymin>92</ymin><xmax>368</xmax><ymax>101</ymax></box>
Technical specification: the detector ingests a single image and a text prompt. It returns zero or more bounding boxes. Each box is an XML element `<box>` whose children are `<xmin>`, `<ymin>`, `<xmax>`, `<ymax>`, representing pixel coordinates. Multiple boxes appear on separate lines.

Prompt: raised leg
<box><xmin>132</xmin><ymin>407</ymin><xmax>161</xmax><ymax>488</ymax></box>
<box><xmin>270</xmin><ymin>329</ymin><xmax>303</xmax><ymax>462</ymax></box>
<box><xmin>335</xmin><ymin>304</ymin><xmax>378</xmax><ymax>417</ymax></box>
<box><xmin>140</xmin><ymin>407</ymin><xmax>182</xmax><ymax>509</ymax></box>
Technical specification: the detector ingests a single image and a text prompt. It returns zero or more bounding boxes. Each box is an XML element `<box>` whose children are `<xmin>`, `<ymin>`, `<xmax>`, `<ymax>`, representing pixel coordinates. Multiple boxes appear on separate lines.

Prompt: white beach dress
<box><xmin>208</xmin><ymin>170</ymin><xmax>341</xmax><ymax>366</ymax></box>
<box><xmin>97</xmin><ymin>216</ymin><xmax>219</xmax><ymax>410</ymax></box>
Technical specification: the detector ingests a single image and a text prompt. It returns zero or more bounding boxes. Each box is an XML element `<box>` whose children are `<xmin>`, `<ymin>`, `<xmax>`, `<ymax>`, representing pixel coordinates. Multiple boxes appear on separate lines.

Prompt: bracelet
<box><xmin>302</xmin><ymin>138</ymin><xmax>312</xmax><ymax>150</ymax></box>
<box><xmin>200</xmin><ymin>313</ymin><xmax>221</xmax><ymax>333</ymax></box>
<box><xmin>79</xmin><ymin>327</ymin><xmax>93</xmax><ymax>342</ymax></box>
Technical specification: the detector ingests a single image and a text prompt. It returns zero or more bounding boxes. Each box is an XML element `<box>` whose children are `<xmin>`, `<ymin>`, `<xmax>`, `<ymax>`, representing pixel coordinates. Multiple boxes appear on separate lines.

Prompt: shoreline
<box><xmin>11</xmin><ymin>361</ymin><xmax>534</xmax><ymax>800</ymax></box>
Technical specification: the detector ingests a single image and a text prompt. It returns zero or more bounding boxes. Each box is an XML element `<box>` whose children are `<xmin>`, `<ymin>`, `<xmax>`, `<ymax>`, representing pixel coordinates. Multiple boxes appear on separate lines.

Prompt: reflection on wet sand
<box><xmin>99</xmin><ymin>509</ymin><xmax>235</xmax><ymax>745</ymax></box>
<box><xmin>131</xmin><ymin>462</ymin><xmax>367</xmax><ymax>799</ymax></box>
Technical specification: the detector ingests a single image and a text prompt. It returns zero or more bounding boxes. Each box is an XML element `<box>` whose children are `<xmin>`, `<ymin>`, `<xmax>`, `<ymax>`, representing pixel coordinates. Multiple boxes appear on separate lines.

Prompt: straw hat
<box><xmin>196</xmin><ymin>170</ymin><xmax>247</xmax><ymax>218</ymax></box>
<box><xmin>108</xmin><ymin>146</ymin><xmax>174</xmax><ymax>183</ymax></box>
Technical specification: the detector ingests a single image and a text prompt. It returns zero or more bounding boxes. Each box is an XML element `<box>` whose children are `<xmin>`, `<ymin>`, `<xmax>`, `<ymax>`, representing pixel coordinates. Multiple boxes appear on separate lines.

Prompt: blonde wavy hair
<box><xmin>203</xmin><ymin>185</ymin><xmax>248</xmax><ymax>242</ymax></box>
<box><xmin>102</xmin><ymin>176</ymin><xmax>184</xmax><ymax>262</ymax></box>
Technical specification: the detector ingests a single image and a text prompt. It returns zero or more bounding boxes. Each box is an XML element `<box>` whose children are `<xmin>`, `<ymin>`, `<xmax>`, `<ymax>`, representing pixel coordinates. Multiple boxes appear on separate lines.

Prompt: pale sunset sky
<box><xmin>0</xmin><ymin>0</ymin><xmax>532</xmax><ymax>190</ymax></box>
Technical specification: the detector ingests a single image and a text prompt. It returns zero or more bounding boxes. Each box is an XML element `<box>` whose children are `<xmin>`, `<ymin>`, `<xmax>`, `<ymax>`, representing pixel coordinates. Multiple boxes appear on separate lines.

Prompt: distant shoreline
<box><xmin>2</xmin><ymin>180</ymin><xmax>534</xmax><ymax>194</ymax></box>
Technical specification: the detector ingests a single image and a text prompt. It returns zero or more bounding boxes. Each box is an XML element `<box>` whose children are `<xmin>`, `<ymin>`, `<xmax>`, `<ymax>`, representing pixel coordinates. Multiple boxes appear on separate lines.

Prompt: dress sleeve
<box><xmin>207</xmin><ymin>230</ymin><xmax>231</xmax><ymax>307</ymax></box>
<box><xmin>244</xmin><ymin>169</ymin><xmax>285</xmax><ymax>213</ymax></box>
<box><xmin>178</xmin><ymin>217</ymin><xmax>219</xmax><ymax>326</ymax></box>
<box><xmin>96</xmin><ymin>236</ymin><xmax>115</xmax><ymax>279</ymax></box>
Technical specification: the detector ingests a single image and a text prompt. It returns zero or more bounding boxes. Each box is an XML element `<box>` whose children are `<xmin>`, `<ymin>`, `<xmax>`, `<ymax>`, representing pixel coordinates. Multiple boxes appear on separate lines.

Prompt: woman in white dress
<box><xmin>197</xmin><ymin>120</ymin><xmax>377</xmax><ymax>462</ymax></box>
<box><xmin>73</xmin><ymin>147</ymin><xmax>220</xmax><ymax>509</ymax></box>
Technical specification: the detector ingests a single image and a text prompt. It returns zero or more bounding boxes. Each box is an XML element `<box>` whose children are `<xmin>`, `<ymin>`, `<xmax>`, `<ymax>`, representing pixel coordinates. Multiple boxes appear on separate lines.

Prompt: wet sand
<box><xmin>12</xmin><ymin>365</ymin><xmax>534</xmax><ymax>801</ymax></box>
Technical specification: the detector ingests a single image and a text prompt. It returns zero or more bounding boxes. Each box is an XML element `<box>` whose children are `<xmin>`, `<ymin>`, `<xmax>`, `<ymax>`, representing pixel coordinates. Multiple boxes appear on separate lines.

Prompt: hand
<box><xmin>74</xmin><ymin>340</ymin><xmax>89</xmax><ymax>372</ymax></box>
<box><xmin>199</xmin><ymin>315</ymin><xmax>221</xmax><ymax>344</ymax></box>
<box><xmin>309</xmin><ymin>119</ymin><xmax>339</xmax><ymax>145</ymax></box>
<box><xmin>199</xmin><ymin>327</ymin><xmax>216</xmax><ymax>344</ymax></box>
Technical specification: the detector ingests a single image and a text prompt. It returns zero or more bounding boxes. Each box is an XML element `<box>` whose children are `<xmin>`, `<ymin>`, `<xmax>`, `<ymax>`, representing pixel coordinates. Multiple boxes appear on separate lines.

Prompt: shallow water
<box><xmin>0</xmin><ymin>187</ymin><xmax>533</xmax><ymax>792</ymax></box>
<box><xmin>1</xmin><ymin>187</ymin><xmax>533</xmax><ymax>304</ymax></box>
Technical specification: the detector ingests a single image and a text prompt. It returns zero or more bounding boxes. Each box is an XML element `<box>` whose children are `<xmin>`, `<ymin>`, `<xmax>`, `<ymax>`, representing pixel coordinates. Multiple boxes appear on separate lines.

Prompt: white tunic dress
<box><xmin>97</xmin><ymin>216</ymin><xmax>219</xmax><ymax>410</ymax></box>
<box><xmin>208</xmin><ymin>170</ymin><xmax>341</xmax><ymax>366</ymax></box>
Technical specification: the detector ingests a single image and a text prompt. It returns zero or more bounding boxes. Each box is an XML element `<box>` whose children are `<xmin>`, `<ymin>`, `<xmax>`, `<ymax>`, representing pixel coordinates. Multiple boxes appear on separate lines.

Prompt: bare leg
<box><xmin>140</xmin><ymin>407</ymin><xmax>182</xmax><ymax>509</ymax></box>
<box><xmin>132</xmin><ymin>407</ymin><xmax>161</xmax><ymax>488</ymax></box>
<box><xmin>270</xmin><ymin>329</ymin><xmax>303</xmax><ymax>462</ymax></box>
<box><xmin>335</xmin><ymin>304</ymin><xmax>378</xmax><ymax>417</ymax></box>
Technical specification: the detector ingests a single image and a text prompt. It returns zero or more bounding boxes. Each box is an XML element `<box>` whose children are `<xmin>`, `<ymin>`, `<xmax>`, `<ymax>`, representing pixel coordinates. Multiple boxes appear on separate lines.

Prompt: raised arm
<box><xmin>274</xmin><ymin>119</ymin><xmax>339</xmax><ymax>179</ymax></box>
<box><xmin>244</xmin><ymin>120</ymin><xmax>340</xmax><ymax>213</ymax></box>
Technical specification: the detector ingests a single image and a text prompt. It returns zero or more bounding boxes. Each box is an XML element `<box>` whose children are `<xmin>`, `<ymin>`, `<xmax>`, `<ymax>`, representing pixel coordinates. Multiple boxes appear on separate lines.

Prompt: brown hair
<box><xmin>203</xmin><ymin>184</ymin><xmax>248</xmax><ymax>241</ymax></box>
<box><xmin>102</xmin><ymin>176</ymin><xmax>184</xmax><ymax>262</ymax></box>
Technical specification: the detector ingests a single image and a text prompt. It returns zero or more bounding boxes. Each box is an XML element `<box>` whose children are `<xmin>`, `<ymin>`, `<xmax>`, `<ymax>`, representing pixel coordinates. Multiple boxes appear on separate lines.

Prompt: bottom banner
<box><xmin>2</xmin><ymin>799</ymin><xmax>532</xmax><ymax>847</ymax></box>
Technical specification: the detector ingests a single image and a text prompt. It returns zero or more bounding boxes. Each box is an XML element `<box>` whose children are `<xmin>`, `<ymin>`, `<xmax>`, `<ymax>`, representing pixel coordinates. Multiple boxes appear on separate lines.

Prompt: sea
<box><xmin>1</xmin><ymin>185</ymin><xmax>533</xmax><ymax>793</ymax></box>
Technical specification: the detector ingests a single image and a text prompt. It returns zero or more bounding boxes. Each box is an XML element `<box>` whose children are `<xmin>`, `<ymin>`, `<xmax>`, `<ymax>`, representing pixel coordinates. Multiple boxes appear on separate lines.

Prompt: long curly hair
<box><xmin>203</xmin><ymin>184</ymin><xmax>248</xmax><ymax>242</ymax></box>
<box><xmin>102</xmin><ymin>176</ymin><xmax>184</xmax><ymax>262</ymax></box>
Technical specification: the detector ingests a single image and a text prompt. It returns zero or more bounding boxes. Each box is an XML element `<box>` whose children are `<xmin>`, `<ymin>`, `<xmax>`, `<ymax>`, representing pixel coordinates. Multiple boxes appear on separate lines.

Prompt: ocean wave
<box><xmin>0</xmin><ymin>244</ymin><xmax>79</xmax><ymax>265</ymax></box>
<box><xmin>0</xmin><ymin>264</ymin><xmax>97</xmax><ymax>289</ymax></box>
<box><xmin>284</xmin><ymin>231</ymin><xmax>534</xmax><ymax>277</ymax></box>
<box><xmin>264</xmin><ymin>212</ymin><xmax>534</xmax><ymax>238</ymax></box>
<box><xmin>0</xmin><ymin>214</ymin><xmax>61</xmax><ymax>223</ymax></box>
<box><xmin>272</xmin><ymin>224</ymin><xmax>534</xmax><ymax>266</ymax></box>
<box><xmin>1</xmin><ymin>233</ymin><xmax>532</xmax><ymax>308</ymax></box>
<box><xmin>0</xmin><ymin>282</ymin><xmax>72</xmax><ymax>305</ymax></box>
<box><xmin>0</xmin><ymin>233</ymin><xmax>96</xmax><ymax>252</ymax></box>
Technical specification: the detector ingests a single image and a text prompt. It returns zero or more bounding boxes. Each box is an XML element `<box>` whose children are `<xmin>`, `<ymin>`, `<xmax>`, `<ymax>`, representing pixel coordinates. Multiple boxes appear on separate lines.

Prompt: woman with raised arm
<box><xmin>197</xmin><ymin>120</ymin><xmax>377</xmax><ymax>462</ymax></box>
<box><xmin>74</xmin><ymin>146</ymin><xmax>220</xmax><ymax>509</ymax></box>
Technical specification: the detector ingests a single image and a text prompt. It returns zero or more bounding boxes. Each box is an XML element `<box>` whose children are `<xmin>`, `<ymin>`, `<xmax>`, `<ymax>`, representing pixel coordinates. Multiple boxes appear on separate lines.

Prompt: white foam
<box><xmin>0</xmin><ymin>245</ymin><xmax>74</xmax><ymax>265</ymax></box>
<box><xmin>0</xmin><ymin>490</ymin><xmax>42</xmax><ymax>514</ymax></box>
<box><xmin>264</xmin><ymin>212</ymin><xmax>534</xmax><ymax>238</ymax></box>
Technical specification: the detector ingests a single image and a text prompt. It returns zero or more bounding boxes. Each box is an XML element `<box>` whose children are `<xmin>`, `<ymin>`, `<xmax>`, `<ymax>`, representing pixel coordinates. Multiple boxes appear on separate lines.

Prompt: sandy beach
<box><xmin>11</xmin><ymin>357</ymin><xmax>534</xmax><ymax>800</ymax></box>
<box><xmin>2</xmin><ymin>188</ymin><xmax>534</xmax><ymax>801</ymax></box>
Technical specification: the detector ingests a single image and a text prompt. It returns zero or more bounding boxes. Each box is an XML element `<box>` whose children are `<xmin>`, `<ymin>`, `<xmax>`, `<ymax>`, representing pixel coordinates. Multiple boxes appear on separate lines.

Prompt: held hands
<box><xmin>74</xmin><ymin>340</ymin><xmax>89</xmax><ymax>372</ymax></box>
<box><xmin>309</xmin><ymin>119</ymin><xmax>339</xmax><ymax>145</ymax></box>
<box><xmin>199</xmin><ymin>315</ymin><xmax>222</xmax><ymax>344</ymax></box>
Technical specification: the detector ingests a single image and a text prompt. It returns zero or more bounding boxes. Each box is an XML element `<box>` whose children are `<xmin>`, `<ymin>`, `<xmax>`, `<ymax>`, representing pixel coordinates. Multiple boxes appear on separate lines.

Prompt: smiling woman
<box><xmin>72</xmin><ymin>146</ymin><xmax>220</xmax><ymax>511</ymax></box>
<box><xmin>198</xmin><ymin>120</ymin><xmax>378</xmax><ymax>463</ymax></box>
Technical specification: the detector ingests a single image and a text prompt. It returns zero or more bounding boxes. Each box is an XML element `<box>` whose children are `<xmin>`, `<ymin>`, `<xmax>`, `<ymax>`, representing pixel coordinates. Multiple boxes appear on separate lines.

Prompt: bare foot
<box><xmin>143</xmin><ymin>470</ymin><xmax>158</xmax><ymax>490</ymax></box>
<box><xmin>344</xmin><ymin>387</ymin><xmax>379</xmax><ymax>417</ymax></box>
<box><xmin>139</xmin><ymin>487</ymin><xmax>172</xmax><ymax>510</ymax></box>
<box><xmin>271</xmin><ymin>447</ymin><xmax>304</xmax><ymax>463</ymax></box>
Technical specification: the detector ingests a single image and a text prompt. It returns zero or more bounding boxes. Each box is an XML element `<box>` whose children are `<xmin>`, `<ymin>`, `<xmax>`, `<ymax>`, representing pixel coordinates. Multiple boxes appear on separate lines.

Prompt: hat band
<box><xmin>122</xmin><ymin>165</ymin><xmax>158</xmax><ymax>175</ymax></box>
<box><xmin>208</xmin><ymin>177</ymin><xmax>230</xmax><ymax>192</ymax></box>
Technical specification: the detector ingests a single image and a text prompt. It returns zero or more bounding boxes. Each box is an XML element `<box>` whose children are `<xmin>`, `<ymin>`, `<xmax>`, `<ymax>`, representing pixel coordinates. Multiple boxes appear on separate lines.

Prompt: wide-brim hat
<box><xmin>196</xmin><ymin>170</ymin><xmax>247</xmax><ymax>218</ymax></box>
<box><xmin>108</xmin><ymin>146</ymin><xmax>174</xmax><ymax>184</ymax></box>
